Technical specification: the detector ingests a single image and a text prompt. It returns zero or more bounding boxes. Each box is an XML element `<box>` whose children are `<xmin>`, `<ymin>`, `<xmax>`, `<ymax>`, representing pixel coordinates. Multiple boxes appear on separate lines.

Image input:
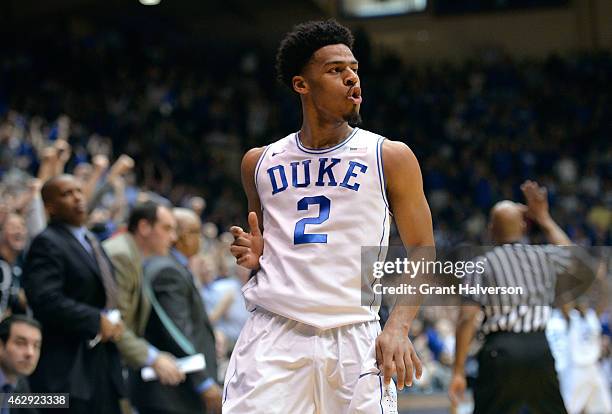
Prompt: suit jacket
<box><xmin>0</xmin><ymin>374</ymin><xmax>38</xmax><ymax>414</ymax></box>
<box><xmin>22</xmin><ymin>222</ymin><xmax>124</xmax><ymax>402</ymax></box>
<box><xmin>103</xmin><ymin>232</ymin><xmax>152</xmax><ymax>367</ymax></box>
<box><xmin>13</xmin><ymin>377</ymin><xmax>38</xmax><ymax>414</ymax></box>
<box><xmin>130</xmin><ymin>253</ymin><xmax>218</xmax><ymax>414</ymax></box>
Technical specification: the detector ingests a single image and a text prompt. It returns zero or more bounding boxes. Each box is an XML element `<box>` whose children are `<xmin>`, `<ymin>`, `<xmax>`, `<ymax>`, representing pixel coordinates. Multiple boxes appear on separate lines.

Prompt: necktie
<box><xmin>85</xmin><ymin>233</ymin><xmax>118</xmax><ymax>309</ymax></box>
<box><xmin>1</xmin><ymin>383</ymin><xmax>13</xmax><ymax>414</ymax></box>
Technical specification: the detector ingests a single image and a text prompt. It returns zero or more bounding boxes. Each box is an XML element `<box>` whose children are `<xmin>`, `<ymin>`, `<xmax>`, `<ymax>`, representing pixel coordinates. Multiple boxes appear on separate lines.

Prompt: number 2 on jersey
<box><xmin>293</xmin><ymin>196</ymin><xmax>330</xmax><ymax>244</ymax></box>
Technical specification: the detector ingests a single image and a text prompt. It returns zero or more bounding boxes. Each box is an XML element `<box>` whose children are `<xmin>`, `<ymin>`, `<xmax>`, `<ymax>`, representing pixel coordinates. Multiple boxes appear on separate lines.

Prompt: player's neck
<box><xmin>299</xmin><ymin>120</ymin><xmax>353</xmax><ymax>149</ymax></box>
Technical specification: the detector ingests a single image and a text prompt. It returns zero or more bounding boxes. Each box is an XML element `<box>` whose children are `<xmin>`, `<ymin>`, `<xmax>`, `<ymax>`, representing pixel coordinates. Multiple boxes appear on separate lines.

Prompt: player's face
<box><xmin>301</xmin><ymin>44</ymin><xmax>362</xmax><ymax>124</ymax></box>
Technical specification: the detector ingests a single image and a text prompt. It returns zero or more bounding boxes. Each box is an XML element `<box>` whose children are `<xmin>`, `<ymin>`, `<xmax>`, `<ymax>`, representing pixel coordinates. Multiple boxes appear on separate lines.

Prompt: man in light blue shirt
<box><xmin>200</xmin><ymin>272</ymin><xmax>249</xmax><ymax>348</ymax></box>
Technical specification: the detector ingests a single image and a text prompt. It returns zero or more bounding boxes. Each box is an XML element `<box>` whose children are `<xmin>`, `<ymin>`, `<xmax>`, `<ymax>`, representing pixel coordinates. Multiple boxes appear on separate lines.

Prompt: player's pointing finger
<box><xmin>248</xmin><ymin>212</ymin><xmax>261</xmax><ymax>237</ymax></box>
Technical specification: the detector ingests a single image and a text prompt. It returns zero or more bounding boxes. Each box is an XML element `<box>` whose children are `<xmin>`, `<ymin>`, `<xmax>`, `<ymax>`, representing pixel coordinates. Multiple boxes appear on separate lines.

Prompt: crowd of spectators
<box><xmin>2</xmin><ymin>23</ymin><xmax>610</xmax><ymax>245</ymax></box>
<box><xmin>0</xmin><ymin>19</ymin><xmax>610</xmax><ymax>402</ymax></box>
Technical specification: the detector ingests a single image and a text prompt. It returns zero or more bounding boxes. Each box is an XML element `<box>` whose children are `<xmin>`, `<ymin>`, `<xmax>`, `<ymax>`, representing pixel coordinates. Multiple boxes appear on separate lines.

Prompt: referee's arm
<box><xmin>521</xmin><ymin>180</ymin><xmax>571</xmax><ymax>246</ymax></box>
<box><xmin>520</xmin><ymin>181</ymin><xmax>602</xmax><ymax>307</ymax></box>
<box><xmin>448</xmin><ymin>303</ymin><xmax>480</xmax><ymax>406</ymax></box>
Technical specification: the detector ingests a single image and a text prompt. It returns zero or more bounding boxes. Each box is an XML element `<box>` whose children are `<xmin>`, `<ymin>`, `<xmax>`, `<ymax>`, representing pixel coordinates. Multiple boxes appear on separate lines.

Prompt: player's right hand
<box><xmin>152</xmin><ymin>352</ymin><xmax>186</xmax><ymax>386</ymax></box>
<box><xmin>448</xmin><ymin>372</ymin><xmax>467</xmax><ymax>406</ymax></box>
<box><xmin>229</xmin><ymin>212</ymin><xmax>263</xmax><ymax>270</ymax></box>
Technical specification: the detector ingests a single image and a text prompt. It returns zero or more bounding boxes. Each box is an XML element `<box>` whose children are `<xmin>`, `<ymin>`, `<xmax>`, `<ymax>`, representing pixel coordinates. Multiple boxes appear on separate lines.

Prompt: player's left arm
<box><xmin>230</xmin><ymin>147</ymin><xmax>265</xmax><ymax>271</ymax></box>
<box><xmin>377</xmin><ymin>139</ymin><xmax>434</xmax><ymax>390</ymax></box>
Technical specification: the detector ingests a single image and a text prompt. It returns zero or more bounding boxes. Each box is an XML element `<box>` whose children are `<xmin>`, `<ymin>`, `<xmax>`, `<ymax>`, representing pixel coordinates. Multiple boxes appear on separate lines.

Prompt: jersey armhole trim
<box><xmin>254</xmin><ymin>145</ymin><xmax>272</xmax><ymax>192</ymax></box>
<box><xmin>376</xmin><ymin>137</ymin><xmax>390</xmax><ymax>211</ymax></box>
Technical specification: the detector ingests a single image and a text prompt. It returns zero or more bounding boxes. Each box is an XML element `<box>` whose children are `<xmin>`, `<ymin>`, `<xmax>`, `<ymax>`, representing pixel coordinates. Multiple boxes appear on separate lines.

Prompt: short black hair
<box><xmin>0</xmin><ymin>315</ymin><xmax>42</xmax><ymax>344</ymax></box>
<box><xmin>276</xmin><ymin>19</ymin><xmax>354</xmax><ymax>89</ymax></box>
<box><xmin>127</xmin><ymin>201</ymin><xmax>160</xmax><ymax>234</ymax></box>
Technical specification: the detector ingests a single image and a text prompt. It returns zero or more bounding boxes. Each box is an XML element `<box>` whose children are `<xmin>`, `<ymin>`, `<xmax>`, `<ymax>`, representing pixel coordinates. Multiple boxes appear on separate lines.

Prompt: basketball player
<box><xmin>546</xmin><ymin>303</ymin><xmax>572</xmax><ymax>401</ymax></box>
<box><xmin>225</xmin><ymin>20</ymin><xmax>434</xmax><ymax>413</ymax></box>
<box><xmin>548</xmin><ymin>260</ymin><xmax>611</xmax><ymax>414</ymax></box>
<box><xmin>564</xmin><ymin>299</ymin><xmax>612</xmax><ymax>414</ymax></box>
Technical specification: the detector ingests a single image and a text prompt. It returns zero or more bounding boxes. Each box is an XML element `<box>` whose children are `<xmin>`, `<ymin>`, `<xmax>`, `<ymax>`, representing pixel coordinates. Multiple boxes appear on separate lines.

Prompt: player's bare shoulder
<box><xmin>241</xmin><ymin>146</ymin><xmax>267</xmax><ymax>176</ymax></box>
<box><xmin>240</xmin><ymin>147</ymin><xmax>267</xmax><ymax>212</ymax></box>
<box><xmin>381</xmin><ymin>139</ymin><xmax>423</xmax><ymax>190</ymax></box>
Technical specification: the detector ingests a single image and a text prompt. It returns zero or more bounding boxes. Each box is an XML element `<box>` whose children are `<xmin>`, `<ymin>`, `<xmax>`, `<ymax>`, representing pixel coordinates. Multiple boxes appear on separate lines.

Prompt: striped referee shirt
<box><xmin>462</xmin><ymin>243</ymin><xmax>572</xmax><ymax>335</ymax></box>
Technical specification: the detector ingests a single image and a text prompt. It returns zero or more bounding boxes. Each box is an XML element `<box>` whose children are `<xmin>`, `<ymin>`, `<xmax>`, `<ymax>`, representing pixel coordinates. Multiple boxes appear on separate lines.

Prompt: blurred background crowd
<box><xmin>3</xmin><ymin>25</ymin><xmax>610</xmax><ymax>244</ymax></box>
<box><xmin>0</xmin><ymin>0</ymin><xmax>610</xmax><ymax>412</ymax></box>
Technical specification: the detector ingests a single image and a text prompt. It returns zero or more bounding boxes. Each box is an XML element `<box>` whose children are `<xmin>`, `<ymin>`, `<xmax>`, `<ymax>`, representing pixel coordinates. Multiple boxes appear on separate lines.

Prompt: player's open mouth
<box><xmin>348</xmin><ymin>87</ymin><xmax>362</xmax><ymax>105</ymax></box>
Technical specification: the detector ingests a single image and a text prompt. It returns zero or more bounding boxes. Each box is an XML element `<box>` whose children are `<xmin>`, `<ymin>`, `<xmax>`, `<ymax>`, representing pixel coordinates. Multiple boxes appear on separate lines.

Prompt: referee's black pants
<box><xmin>474</xmin><ymin>331</ymin><xmax>567</xmax><ymax>414</ymax></box>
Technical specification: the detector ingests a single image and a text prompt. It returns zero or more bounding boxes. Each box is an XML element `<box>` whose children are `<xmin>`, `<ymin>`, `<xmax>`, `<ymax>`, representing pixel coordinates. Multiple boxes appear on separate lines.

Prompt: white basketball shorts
<box><xmin>563</xmin><ymin>363</ymin><xmax>612</xmax><ymax>414</ymax></box>
<box><xmin>222</xmin><ymin>308</ymin><xmax>397</xmax><ymax>414</ymax></box>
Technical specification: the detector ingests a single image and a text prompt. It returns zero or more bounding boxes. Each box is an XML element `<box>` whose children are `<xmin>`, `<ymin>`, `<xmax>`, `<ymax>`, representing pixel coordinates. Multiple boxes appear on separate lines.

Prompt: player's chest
<box><xmin>261</xmin><ymin>155</ymin><xmax>374</xmax><ymax>197</ymax></box>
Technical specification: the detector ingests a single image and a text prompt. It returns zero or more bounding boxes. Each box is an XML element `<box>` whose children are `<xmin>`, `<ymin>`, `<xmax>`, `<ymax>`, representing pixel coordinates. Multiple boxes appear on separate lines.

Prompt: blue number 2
<box><xmin>294</xmin><ymin>196</ymin><xmax>330</xmax><ymax>244</ymax></box>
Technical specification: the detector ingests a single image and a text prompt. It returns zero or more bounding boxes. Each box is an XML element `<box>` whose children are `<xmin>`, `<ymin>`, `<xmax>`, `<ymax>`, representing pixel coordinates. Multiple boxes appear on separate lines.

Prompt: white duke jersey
<box><xmin>568</xmin><ymin>308</ymin><xmax>602</xmax><ymax>366</ymax></box>
<box><xmin>242</xmin><ymin>128</ymin><xmax>390</xmax><ymax>329</ymax></box>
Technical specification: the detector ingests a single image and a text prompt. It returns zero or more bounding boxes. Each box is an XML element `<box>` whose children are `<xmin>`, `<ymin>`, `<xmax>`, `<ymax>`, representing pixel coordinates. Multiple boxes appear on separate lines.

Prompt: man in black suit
<box><xmin>22</xmin><ymin>174</ymin><xmax>125</xmax><ymax>413</ymax></box>
<box><xmin>131</xmin><ymin>208</ymin><xmax>221</xmax><ymax>414</ymax></box>
<box><xmin>0</xmin><ymin>315</ymin><xmax>42</xmax><ymax>414</ymax></box>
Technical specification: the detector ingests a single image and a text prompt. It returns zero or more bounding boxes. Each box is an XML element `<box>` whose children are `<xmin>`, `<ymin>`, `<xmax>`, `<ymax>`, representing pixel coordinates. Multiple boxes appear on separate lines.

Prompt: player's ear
<box><xmin>292</xmin><ymin>75</ymin><xmax>308</xmax><ymax>95</ymax></box>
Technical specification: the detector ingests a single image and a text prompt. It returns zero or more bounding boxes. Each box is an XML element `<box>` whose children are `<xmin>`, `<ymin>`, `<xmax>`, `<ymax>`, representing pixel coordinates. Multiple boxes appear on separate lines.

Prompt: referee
<box><xmin>449</xmin><ymin>180</ymin><xmax>582</xmax><ymax>414</ymax></box>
